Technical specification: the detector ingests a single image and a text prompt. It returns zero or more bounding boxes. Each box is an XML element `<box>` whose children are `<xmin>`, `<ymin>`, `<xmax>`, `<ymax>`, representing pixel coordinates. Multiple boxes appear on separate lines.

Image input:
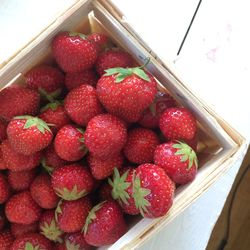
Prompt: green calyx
<box><xmin>172</xmin><ymin>141</ymin><xmax>198</xmax><ymax>170</ymax></box>
<box><xmin>108</xmin><ymin>168</ymin><xmax>131</xmax><ymax>205</ymax></box>
<box><xmin>55</xmin><ymin>185</ymin><xmax>87</xmax><ymax>201</ymax></box>
<box><xmin>14</xmin><ymin>115</ymin><xmax>52</xmax><ymax>134</ymax></box>
<box><xmin>41</xmin><ymin>157</ymin><xmax>54</xmax><ymax>175</ymax></box>
<box><xmin>24</xmin><ymin>242</ymin><xmax>42</xmax><ymax>250</ymax></box>
<box><xmin>40</xmin><ymin>101</ymin><xmax>62</xmax><ymax>112</ymax></box>
<box><xmin>83</xmin><ymin>201</ymin><xmax>106</xmax><ymax>235</ymax></box>
<box><xmin>132</xmin><ymin>173</ymin><xmax>151</xmax><ymax>217</ymax></box>
<box><xmin>69</xmin><ymin>32</ymin><xmax>87</xmax><ymax>40</ymax></box>
<box><xmin>40</xmin><ymin>218</ymin><xmax>63</xmax><ymax>243</ymax></box>
<box><xmin>104</xmin><ymin>57</ymin><xmax>151</xmax><ymax>83</ymax></box>
<box><xmin>38</xmin><ymin>88</ymin><xmax>61</xmax><ymax>103</ymax></box>
<box><xmin>65</xmin><ymin>240</ymin><xmax>81</xmax><ymax>250</ymax></box>
<box><xmin>55</xmin><ymin>200</ymin><xmax>63</xmax><ymax>222</ymax></box>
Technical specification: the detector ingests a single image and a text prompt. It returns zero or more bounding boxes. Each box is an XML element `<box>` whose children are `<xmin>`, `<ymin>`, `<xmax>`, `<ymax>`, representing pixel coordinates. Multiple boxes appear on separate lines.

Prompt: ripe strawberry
<box><xmin>99</xmin><ymin>182</ymin><xmax>113</xmax><ymax>201</ymax></box>
<box><xmin>0</xmin><ymin>86</ymin><xmax>40</xmax><ymax>121</ymax></box>
<box><xmin>10</xmin><ymin>233</ymin><xmax>52</xmax><ymax>250</ymax></box>
<box><xmin>55</xmin><ymin>197</ymin><xmax>92</xmax><ymax>233</ymax></box>
<box><xmin>159</xmin><ymin>107</ymin><xmax>197</xmax><ymax>141</ymax></box>
<box><xmin>65</xmin><ymin>69</ymin><xmax>98</xmax><ymax>90</ymax></box>
<box><xmin>95</xmin><ymin>49</ymin><xmax>134</xmax><ymax>75</ymax></box>
<box><xmin>5</xmin><ymin>191</ymin><xmax>42</xmax><ymax>224</ymax></box>
<box><xmin>7</xmin><ymin>169</ymin><xmax>37</xmax><ymax>191</ymax></box>
<box><xmin>39</xmin><ymin>210</ymin><xmax>64</xmax><ymax>243</ymax></box>
<box><xmin>0</xmin><ymin>209</ymin><xmax>6</xmax><ymax>231</ymax></box>
<box><xmin>0</xmin><ymin>173</ymin><xmax>10</xmax><ymax>204</ymax></box>
<box><xmin>52</xmin><ymin>32</ymin><xmax>98</xmax><ymax>73</ymax></box>
<box><xmin>1</xmin><ymin>139</ymin><xmax>41</xmax><ymax>171</ymax></box>
<box><xmin>54</xmin><ymin>125</ymin><xmax>87</xmax><ymax>161</ymax></box>
<box><xmin>85</xmin><ymin>114</ymin><xmax>127</xmax><ymax>160</ymax></box>
<box><xmin>64</xmin><ymin>84</ymin><xmax>103</xmax><ymax>126</ymax></box>
<box><xmin>154</xmin><ymin>141</ymin><xmax>198</xmax><ymax>184</ymax></box>
<box><xmin>123</xmin><ymin>128</ymin><xmax>160</xmax><ymax>164</ymax></box>
<box><xmin>0</xmin><ymin>147</ymin><xmax>6</xmax><ymax>170</ymax></box>
<box><xmin>42</xmin><ymin>144</ymin><xmax>68</xmax><ymax>173</ymax></box>
<box><xmin>83</xmin><ymin>200</ymin><xmax>127</xmax><ymax>246</ymax></box>
<box><xmin>11</xmin><ymin>222</ymin><xmax>38</xmax><ymax>237</ymax></box>
<box><xmin>30</xmin><ymin>173</ymin><xmax>59</xmax><ymax>209</ymax></box>
<box><xmin>87</xmin><ymin>153</ymin><xmax>124</xmax><ymax>180</ymax></box>
<box><xmin>39</xmin><ymin>101</ymin><xmax>71</xmax><ymax>134</ymax></box>
<box><xmin>64</xmin><ymin>232</ymin><xmax>92</xmax><ymax>250</ymax></box>
<box><xmin>139</xmin><ymin>92</ymin><xmax>177</xmax><ymax>128</ymax></box>
<box><xmin>88</xmin><ymin>33</ymin><xmax>111</xmax><ymax>53</ymax></box>
<box><xmin>7</xmin><ymin>116</ymin><xmax>53</xmax><ymax>155</ymax></box>
<box><xmin>0</xmin><ymin>230</ymin><xmax>14</xmax><ymax>250</ymax></box>
<box><xmin>0</xmin><ymin>120</ymin><xmax>7</xmax><ymax>142</ymax></box>
<box><xmin>52</xmin><ymin>164</ymin><xmax>94</xmax><ymax>200</ymax></box>
<box><xmin>97</xmin><ymin>65</ymin><xmax>157</xmax><ymax>123</ymax></box>
<box><xmin>25</xmin><ymin>65</ymin><xmax>65</xmax><ymax>99</ymax></box>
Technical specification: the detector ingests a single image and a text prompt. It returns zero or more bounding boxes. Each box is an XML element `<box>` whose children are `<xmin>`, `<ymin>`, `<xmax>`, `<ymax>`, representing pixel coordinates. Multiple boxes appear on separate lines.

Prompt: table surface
<box><xmin>1</xmin><ymin>0</ymin><xmax>249</xmax><ymax>249</ymax></box>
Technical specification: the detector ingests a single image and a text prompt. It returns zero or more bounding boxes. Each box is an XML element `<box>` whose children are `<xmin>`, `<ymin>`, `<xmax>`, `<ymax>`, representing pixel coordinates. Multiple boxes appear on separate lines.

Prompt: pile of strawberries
<box><xmin>0</xmin><ymin>32</ymin><xmax>198</xmax><ymax>249</ymax></box>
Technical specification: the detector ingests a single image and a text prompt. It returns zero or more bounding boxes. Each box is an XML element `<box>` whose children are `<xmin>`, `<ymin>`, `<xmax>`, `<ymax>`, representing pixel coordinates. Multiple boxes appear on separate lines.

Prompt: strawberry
<box><xmin>55</xmin><ymin>197</ymin><xmax>92</xmax><ymax>233</ymax></box>
<box><xmin>0</xmin><ymin>230</ymin><xmax>14</xmax><ymax>250</ymax></box>
<box><xmin>25</xmin><ymin>65</ymin><xmax>65</xmax><ymax>100</ymax></box>
<box><xmin>39</xmin><ymin>102</ymin><xmax>71</xmax><ymax>134</ymax></box>
<box><xmin>154</xmin><ymin>141</ymin><xmax>198</xmax><ymax>184</ymax></box>
<box><xmin>83</xmin><ymin>200</ymin><xmax>127</xmax><ymax>246</ymax></box>
<box><xmin>159</xmin><ymin>107</ymin><xmax>197</xmax><ymax>141</ymax></box>
<box><xmin>139</xmin><ymin>92</ymin><xmax>177</xmax><ymax>128</ymax></box>
<box><xmin>7</xmin><ymin>169</ymin><xmax>37</xmax><ymax>191</ymax></box>
<box><xmin>95</xmin><ymin>49</ymin><xmax>134</xmax><ymax>75</ymax></box>
<box><xmin>42</xmin><ymin>144</ymin><xmax>68</xmax><ymax>173</ymax></box>
<box><xmin>39</xmin><ymin>210</ymin><xmax>63</xmax><ymax>243</ymax></box>
<box><xmin>10</xmin><ymin>233</ymin><xmax>52</xmax><ymax>250</ymax></box>
<box><xmin>88</xmin><ymin>33</ymin><xmax>111</xmax><ymax>53</ymax></box>
<box><xmin>1</xmin><ymin>139</ymin><xmax>41</xmax><ymax>172</ymax></box>
<box><xmin>0</xmin><ymin>147</ymin><xmax>6</xmax><ymax>170</ymax></box>
<box><xmin>85</xmin><ymin>114</ymin><xmax>127</xmax><ymax>160</ymax></box>
<box><xmin>0</xmin><ymin>173</ymin><xmax>10</xmax><ymax>204</ymax></box>
<box><xmin>0</xmin><ymin>209</ymin><xmax>6</xmax><ymax>231</ymax></box>
<box><xmin>65</xmin><ymin>69</ymin><xmax>98</xmax><ymax>90</ymax></box>
<box><xmin>98</xmin><ymin>182</ymin><xmax>113</xmax><ymax>201</ymax></box>
<box><xmin>96</xmin><ymin>65</ymin><xmax>157</xmax><ymax>123</ymax></box>
<box><xmin>11</xmin><ymin>222</ymin><xmax>38</xmax><ymax>237</ymax></box>
<box><xmin>87</xmin><ymin>153</ymin><xmax>124</xmax><ymax>180</ymax></box>
<box><xmin>30</xmin><ymin>173</ymin><xmax>59</xmax><ymax>209</ymax></box>
<box><xmin>64</xmin><ymin>84</ymin><xmax>103</xmax><ymax>126</ymax></box>
<box><xmin>52</xmin><ymin>32</ymin><xmax>98</xmax><ymax>73</ymax></box>
<box><xmin>5</xmin><ymin>191</ymin><xmax>42</xmax><ymax>224</ymax></box>
<box><xmin>64</xmin><ymin>232</ymin><xmax>92</xmax><ymax>250</ymax></box>
<box><xmin>51</xmin><ymin>164</ymin><xmax>94</xmax><ymax>200</ymax></box>
<box><xmin>7</xmin><ymin>116</ymin><xmax>53</xmax><ymax>155</ymax></box>
<box><xmin>0</xmin><ymin>120</ymin><xmax>7</xmax><ymax>142</ymax></box>
<box><xmin>54</xmin><ymin>125</ymin><xmax>87</xmax><ymax>161</ymax></box>
<box><xmin>123</xmin><ymin>128</ymin><xmax>160</xmax><ymax>164</ymax></box>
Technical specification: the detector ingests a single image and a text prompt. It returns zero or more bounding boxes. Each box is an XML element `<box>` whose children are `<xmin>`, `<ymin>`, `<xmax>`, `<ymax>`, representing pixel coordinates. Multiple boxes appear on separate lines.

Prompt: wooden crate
<box><xmin>0</xmin><ymin>0</ymin><xmax>247</xmax><ymax>249</ymax></box>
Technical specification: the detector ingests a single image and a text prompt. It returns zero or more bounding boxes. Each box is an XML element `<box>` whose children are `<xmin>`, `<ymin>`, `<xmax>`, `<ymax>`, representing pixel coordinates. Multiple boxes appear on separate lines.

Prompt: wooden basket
<box><xmin>0</xmin><ymin>0</ymin><xmax>247</xmax><ymax>249</ymax></box>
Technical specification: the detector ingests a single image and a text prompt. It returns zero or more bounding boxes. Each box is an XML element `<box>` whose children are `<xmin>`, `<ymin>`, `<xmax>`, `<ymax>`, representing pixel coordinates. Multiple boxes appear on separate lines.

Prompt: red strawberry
<box><xmin>0</xmin><ymin>86</ymin><xmax>40</xmax><ymax>121</ymax></box>
<box><xmin>25</xmin><ymin>65</ymin><xmax>65</xmax><ymax>99</ymax></box>
<box><xmin>88</xmin><ymin>33</ymin><xmax>111</xmax><ymax>53</ymax></box>
<box><xmin>98</xmin><ymin>182</ymin><xmax>113</xmax><ymax>201</ymax></box>
<box><xmin>65</xmin><ymin>69</ymin><xmax>98</xmax><ymax>90</ymax></box>
<box><xmin>87</xmin><ymin>153</ymin><xmax>124</xmax><ymax>180</ymax></box>
<box><xmin>52</xmin><ymin>32</ymin><xmax>98</xmax><ymax>73</ymax></box>
<box><xmin>42</xmin><ymin>144</ymin><xmax>68</xmax><ymax>173</ymax></box>
<box><xmin>0</xmin><ymin>120</ymin><xmax>7</xmax><ymax>142</ymax></box>
<box><xmin>97</xmin><ymin>65</ymin><xmax>157</xmax><ymax>123</ymax></box>
<box><xmin>85</xmin><ymin>114</ymin><xmax>127</xmax><ymax>160</ymax></box>
<box><xmin>0</xmin><ymin>173</ymin><xmax>10</xmax><ymax>204</ymax></box>
<box><xmin>123</xmin><ymin>128</ymin><xmax>160</xmax><ymax>164</ymax></box>
<box><xmin>10</xmin><ymin>233</ymin><xmax>52</xmax><ymax>250</ymax></box>
<box><xmin>39</xmin><ymin>210</ymin><xmax>63</xmax><ymax>243</ymax></box>
<box><xmin>7</xmin><ymin>169</ymin><xmax>37</xmax><ymax>191</ymax></box>
<box><xmin>0</xmin><ymin>147</ymin><xmax>6</xmax><ymax>170</ymax></box>
<box><xmin>154</xmin><ymin>141</ymin><xmax>198</xmax><ymax>184</ymax></box>
<box><xmin>139</xmin><ymin>92</ymin><xmax>177</xmax><ymax>128</ymax></box>
<box><xmin>52</xmin><ymin>164</ymin><xmax>94</xmax><ymax>200</ymax></box>
<box><xmin>83</xmin><ymin>200</ymin><xmax>127</xmax><ymax>246</ymax></box>
<box><xmin>11</xmin><ymin>222</ymin><xmax>38</xmax><ymax>237</ymax></box>
<box><xmin>5</xmin><ymin>191</ymin><xmax>42</xmax><ymax>224</ymax></box>
<box><xmin>1</xmin><ymin>139</ymin><xmax>41</xmax><ymax>171</ymax></box>
<box><xmin>64</xmin><ymin>84</ymin><xmax>103</xmax><ymax>126</ymax></box>
<box><xmin>55</xmin><ymin>197</ymin><xmax>92</xmax><ymax>233</ymax></box>
<box><xmin>0</xmin><ymin>209</ymin><xmax>6</xmax><ymax>231</ymax></box>
<box><xmin>64</xmin><ymin>232</ymin><xmax>92</xmax><ymax>250</ymax></box>
<box><xmin>0</xmin><ymin>230</ymin><xmax>14</xmax><ymax>250</ymax></box>
<box><xmin>54</xmin><ymin>125</ymin><xmax>87</xmax><ymax>161</ymax></box>
<box><xmin>39</xmin><ymin>102</ymin><xmax>71</xmax><ymax>134</ymax></box>
<box><xmin>30</xmin><ymin>173</ymin><xmax>59</xmax><ymax>209</ymax></box>
<box><xmin>7</xmin><ymin>116</ymin><xmax>53</xmax><ymax>155</ymax></box>
<box><xmin>159</xmin><ymin>107</ymin><xmax>197</xmax><ymax>141</ymax></box>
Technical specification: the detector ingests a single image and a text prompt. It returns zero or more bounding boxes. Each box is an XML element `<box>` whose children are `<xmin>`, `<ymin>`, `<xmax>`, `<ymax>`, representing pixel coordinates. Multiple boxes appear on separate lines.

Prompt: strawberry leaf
<box><xmin>55</xmin><ymin>200</ymin><xmax>63</xmax><ymax>222</ymax></box>
<box><xmin>55</xmin><ymin>185</ymin><xmax>87</xmax><ymax>201</ymax></box>
<box><xmin>65</xmin><ymin>240</ymin><xmax>81</xmax><ymax>250</ymax></box>
<box><xmin>40</xmin><ymin>101</ymin><xmax>62</xmax><ymax>112</ymax></box>
<box><xmin>69</xmin><ymin>32</ymin><xmax>87</xmax><ymax>40</ymax></box>
<box><xmin>24</xmin><ymin>242</ymin><xmax>41</xmax><ymax>250</ymax></box>
<box><xmin>133</xmin><ymin>67</ymin><xmax>150</xmax><ymax>81</ymax></box>
<box><xmin>41</xmin><ymin>157</ymin><xmax>54</xmax><ymax>175</ymax></box>
<box><xmin>40</xmin><ymin>218</ymin><xmax>63</xmax><ymax>243</ymax></box>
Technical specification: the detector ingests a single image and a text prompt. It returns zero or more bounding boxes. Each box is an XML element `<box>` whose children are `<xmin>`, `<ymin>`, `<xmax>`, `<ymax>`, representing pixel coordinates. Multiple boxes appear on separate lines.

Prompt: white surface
<box><xmin>1</xmin><ymin>1</ymin><xmax>249</xmax><ymax>250</ymax></box>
